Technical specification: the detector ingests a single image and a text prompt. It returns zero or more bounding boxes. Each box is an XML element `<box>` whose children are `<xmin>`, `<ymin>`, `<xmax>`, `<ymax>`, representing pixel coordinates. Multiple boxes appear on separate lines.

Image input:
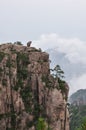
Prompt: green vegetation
<box><xmin>17</xmin><ymin>52</ymin><xmax>30</xmax><ymax>65</ymax></box>
<box><xmin>69</xmin><ymin>89</ymin><xmax>86</xmax><ymax>130</ymax></box>
<box><xmin>2</xmin><ymin>78</ymin><xmax>7</xmax><ymax>86</ymax></box>
<box><xmin>20</xmin><ymin>84</ymin><xmax>33</xmax><ymax>113</ymax></box>
<box><xmin>0</xmin><ymin>67</ymin><xmax>3</xmax><ymax>76</ymax></box>
<box><xmin>58</xmin><ymin>78</ymin><xmax>66</xmax><ymax>94</ymax></box>
<box><xmin>70</xmin><ymin>105</ymin><xmax>86</xmax><ymax>130</ymax></box>
<box><xmin>17</xmin><ymin>67</ymin><xmax>28</xmax><ymax>80</ymax></box>
<box><xmin>0</xmin><ymin>67</ymin><xmax>3</xmax><ymax>72</ymax></box>
<box><xmin>26</xmin><ymin>120</ymin><xmax>34</xmax><ymax>128</ymax></box>
<box><xmin>0</xmin><ymin>112</ymin><xmax>16</xmax><ymax>120</ymax></box>
<box><xmin>36</xmin><ymin>117</ymin><xmax>47</xmax><ymax>130</ymax></box>
<box><xmin>51</xmin><ymin>65</ymin><xmax>67</xmax><ymax>98</ymax></box>
<box><xmin>14</xmin><ymin>41</ymin><xmax>23</xmax><ymax>45</ymax></box>
<box><xmin>75</xmin><ymin>117</ymin><xmax>86</xmax><ymax>130</ymax></box>
<box><xmin>6</xmin><ymin>58</ymin><xmax>13</xmax><ymax>68</ymax></box>
<box><xmin>16</xmin><ymin>53</ymin><xmax>28</xmax><ymax>81</ymax></box>
<box><xmin>42</xmin><ymin>65</ymin><xmax>67</xmax><ymax>99</ymax></box>
<box><xmin>0</xmin><ymin>113</ymin><xmax>4</xmax><ymax>120</ymax></box>
<box><xmin>14</xmin><ymin>79</ymin><xmax>23</xmax><ymax>91</ymax></box>
<box><xmin>42</xmin><ymin>75</ymin><xmax>53</xmax><ymax>89</ymax></box>
<box><xmin>14</xmin><ymin>52</ymin><xmax>33</xmax><ymax>114</ymax></box>
<box><xmin>0</xmin><ymin>52</ymin><xmax>5</xmax><ymax>62</ymax></box>
<box><xmin>0</xmin><ymin>112</ymin><xmax>16</xmax><ymax>130</ymax></box>
<box><xmin>51</xmin><ymin>65</ymin><xmax>64</xmax><ymax>79</ymax></box>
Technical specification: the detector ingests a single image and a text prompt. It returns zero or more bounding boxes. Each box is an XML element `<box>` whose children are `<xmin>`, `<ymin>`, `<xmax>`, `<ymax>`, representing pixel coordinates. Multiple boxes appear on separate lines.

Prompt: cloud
<box><xmin>33</xmin><ymin>33</ymin><xmax>58</xmax><ymax>50</ymax></box>
<box><xmin>32</xmin><ymin>33</ymin><xmax>86</xmax><ymax>95</ymax></box>
<box><xmin>69</xmin><ymin>74</ymin><xmax>86</xmax><ymax>95</ymax></box>
<box><xmin>33</xmin><ymin>33</ymin><xmax>86</xmax><ymax>65</ymax></box>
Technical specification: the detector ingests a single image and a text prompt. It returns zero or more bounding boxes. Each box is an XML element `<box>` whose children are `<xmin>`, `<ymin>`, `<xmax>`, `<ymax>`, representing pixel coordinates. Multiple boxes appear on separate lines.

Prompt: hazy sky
<box><xmin>0</xmin><ymin>0</ymin><xmax>86</xmax><ymax>95</ymax></box>
<box><xmin>0</xmin><ymin>0</ymin><xmax>86</xmax><ymax>42</ymax></box>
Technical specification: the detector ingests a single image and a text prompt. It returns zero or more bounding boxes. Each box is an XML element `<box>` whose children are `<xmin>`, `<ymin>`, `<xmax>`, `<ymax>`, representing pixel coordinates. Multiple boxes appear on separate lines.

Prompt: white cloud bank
<box><xmin>33</xmin><ymin>33</ymin><xmax>86</xmax><ymax>64</ymax></box>
<box><xmin>69</xmin><ymin>74</ymin><xmax>86</xmax><ymax>95</ymax></box>
<box><xmin>33</xmin><ymin>33</ymin><xmax>86</xmax><ymax>95</ymax></box>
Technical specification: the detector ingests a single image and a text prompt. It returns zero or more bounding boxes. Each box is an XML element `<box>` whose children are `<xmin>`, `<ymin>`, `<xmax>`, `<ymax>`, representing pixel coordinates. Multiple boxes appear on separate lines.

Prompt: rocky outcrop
<box><xmin>0</xmin><ymin>43</ymin><xmax>69</xmax><ymax>130</ymax></box>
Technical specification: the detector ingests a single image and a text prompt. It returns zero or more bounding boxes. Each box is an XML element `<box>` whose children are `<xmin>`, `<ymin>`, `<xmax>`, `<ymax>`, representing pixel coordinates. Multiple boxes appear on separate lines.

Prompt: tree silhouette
<box><xmin>51</xmin><ymin>65</ymin><xmax>64</xmax><ymax>79</ymax></box>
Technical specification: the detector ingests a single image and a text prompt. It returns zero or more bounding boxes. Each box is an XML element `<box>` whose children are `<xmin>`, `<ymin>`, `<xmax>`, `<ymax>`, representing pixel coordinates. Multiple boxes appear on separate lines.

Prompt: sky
<box><xmin>0</xmin><ymin>0</ymin><xmax>86</xmax><ymax>42</ymax></box>
<box><xmin>0</xmin><ymin>0</ymin><xmax>86</xmax><ymax>95</ymax></box>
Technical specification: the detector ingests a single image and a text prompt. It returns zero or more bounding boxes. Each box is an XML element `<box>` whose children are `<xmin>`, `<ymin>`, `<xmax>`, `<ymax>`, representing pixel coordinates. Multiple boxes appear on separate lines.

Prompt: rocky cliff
<box><xmin>0</xmin><ymin>42</ymin><xmax>69</xmax><ymax>130</ymax></box>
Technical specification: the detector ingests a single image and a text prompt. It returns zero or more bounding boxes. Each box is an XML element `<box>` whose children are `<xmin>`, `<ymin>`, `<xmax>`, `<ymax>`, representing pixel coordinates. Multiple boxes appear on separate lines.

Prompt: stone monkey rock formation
<box><xmin>27</xmin><ymin>41</ymin><xmax>32</xmax><ymax>47</ymax></box>
<box><xmin>0</xmin><ymin>43</ymin><xmax>69</xmax><ymax>130</ymax></box>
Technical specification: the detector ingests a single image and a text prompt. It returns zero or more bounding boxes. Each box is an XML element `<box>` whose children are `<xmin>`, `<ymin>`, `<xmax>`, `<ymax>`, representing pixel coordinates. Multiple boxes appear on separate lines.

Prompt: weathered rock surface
<box><xmin>0</xmin><ymin>43</ymin><xmax>69</xmax><ymax>130</ymax></box>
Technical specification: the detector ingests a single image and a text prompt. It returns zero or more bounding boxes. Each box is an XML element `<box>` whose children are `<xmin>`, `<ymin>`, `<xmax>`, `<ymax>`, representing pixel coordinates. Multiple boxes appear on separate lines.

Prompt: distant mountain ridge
<box><xmin>69</xmin><ymin>89</ymin><xmax>86</xmax><ymax>105</ymax></box>
<box><xmin>69</xmin><ymin>89</ymin><xmax>86</xmax><ymax>130</ymax></box>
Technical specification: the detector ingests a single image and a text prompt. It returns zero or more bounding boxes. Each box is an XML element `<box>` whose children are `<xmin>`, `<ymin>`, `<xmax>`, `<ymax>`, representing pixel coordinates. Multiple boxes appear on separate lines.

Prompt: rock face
<box><xmin>0</xmin><ymin>43</ymin><xmax>69</xmax><ymax>130</ymax></box>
